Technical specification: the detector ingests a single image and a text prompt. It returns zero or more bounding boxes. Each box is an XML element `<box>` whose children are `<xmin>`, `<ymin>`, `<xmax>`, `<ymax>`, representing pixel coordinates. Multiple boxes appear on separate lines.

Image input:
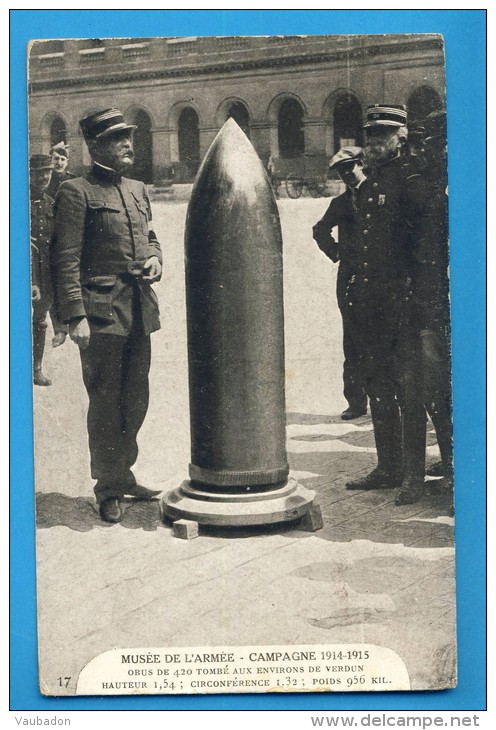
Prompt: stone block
<box><xmin>298</xmin><ymin>503</ymin><xmax>324</xmax><ymax>532</ymax></box>
<box><xmin>172</xmin><ymin>519</ymin><xmax>199</xmax><ymax>540</ymax></box>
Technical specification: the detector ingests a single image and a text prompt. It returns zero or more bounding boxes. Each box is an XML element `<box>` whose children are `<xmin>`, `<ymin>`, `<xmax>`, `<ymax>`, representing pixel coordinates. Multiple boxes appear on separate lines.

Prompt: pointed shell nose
<box><xmin>185</xmin><ymin>118</ymin><xmax>288</xmax><ymax>487</ymax></box>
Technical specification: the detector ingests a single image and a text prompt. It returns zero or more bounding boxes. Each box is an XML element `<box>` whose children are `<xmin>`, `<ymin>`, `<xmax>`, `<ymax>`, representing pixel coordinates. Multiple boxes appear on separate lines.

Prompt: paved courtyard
<box><xmin>33</xmin><ymin>197</ymin><xmax>456</xmax><ymax>698</ymax></box>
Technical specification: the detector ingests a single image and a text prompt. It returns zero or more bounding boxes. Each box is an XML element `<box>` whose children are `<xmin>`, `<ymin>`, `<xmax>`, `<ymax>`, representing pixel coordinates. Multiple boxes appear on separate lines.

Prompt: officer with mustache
<box><xmin>52</xmin><ymin>109</ymin><xmax>163</xmax><ymax>523</ymax></box>
<box><xmin>344</xmin><ymin>104</ymin><xmax>427</xmax><ymax>506</ymax></box>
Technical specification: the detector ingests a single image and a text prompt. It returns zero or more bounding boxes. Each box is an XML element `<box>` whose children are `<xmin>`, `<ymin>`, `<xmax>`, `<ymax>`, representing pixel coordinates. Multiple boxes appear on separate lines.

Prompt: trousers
<box><xmin>422</xmin><ymin>327</ymin><xmax>453</xmax><ymax>479</ymax></box>
<box><xmin>348</xmin><ymin>288</ymin><xmax>426</xmax><ymax>482</ymax></box>
<box><xmin>79</xmin><ymin>329</ymin><xmax>151</xmax><ymax>503</ymax></box>
<box><xmin>337</xmin><ymin>267</ymin><xmax>367</xmax><ymax>410</ymax></box>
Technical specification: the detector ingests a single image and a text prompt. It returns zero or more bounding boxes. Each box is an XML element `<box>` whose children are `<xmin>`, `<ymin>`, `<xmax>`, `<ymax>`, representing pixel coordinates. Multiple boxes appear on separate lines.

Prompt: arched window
<box><xmin>333</xmin><ymin>92</ymin><xmax>362</xmax><ymax>151</ymax></box>
<box><xmin>407</xmin><ymin>86</ymin><xmax>443</xmax><ymax>123</ymax></box>
<box><xmin>129</xmin><ymin>109</ymin><xmax>153</xmax><ymax>184</ymax></box>
<box><xmin>227</xmin><ymin>101</ymin><xmax>250</xmax><ymax>139</ymax></box>
<box><xmin>278</xmin><ymin>98</ymin><xmax>304</xmax><ymax>159</ymax></box>
<box><xmin>178</xmin><ymin>107</ymin><xmax>200</xmax><ymax>181</ymax></box>
<box><xmin>50</xmin><ymin>115</ymin><xmax>66</xmax><ymax>146</ymax></box>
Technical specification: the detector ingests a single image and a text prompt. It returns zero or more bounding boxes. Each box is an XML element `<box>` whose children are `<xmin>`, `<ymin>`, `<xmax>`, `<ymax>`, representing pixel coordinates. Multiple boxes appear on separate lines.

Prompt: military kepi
<box><xmin>79</xmin><ymin>108</ymin><xmax>137</xmax><ymax>141</ymax></box>
<box><xmin>363</xmin><ymin>104</ymin><xmax>407</xmax><ymax>128</ymax></box>
<box><xmin>30</xmin><ymin>154</ymin><xmax>53</xmax><ymax>170</ymax></box>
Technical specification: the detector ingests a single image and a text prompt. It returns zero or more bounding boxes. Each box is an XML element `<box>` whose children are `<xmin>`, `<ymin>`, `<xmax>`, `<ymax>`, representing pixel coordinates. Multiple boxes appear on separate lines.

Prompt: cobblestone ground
<box><xmin>33</xmin><ymin>197</ymin><xmax>456</xmax><ymax>696</ymax></box>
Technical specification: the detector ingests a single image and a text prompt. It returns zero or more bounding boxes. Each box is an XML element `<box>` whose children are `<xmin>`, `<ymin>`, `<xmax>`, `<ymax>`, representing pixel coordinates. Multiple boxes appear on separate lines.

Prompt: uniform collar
<box><xmin>30</xmin><ymin>185</ymin><xmax>47</xmax><ymax>201</ymax></box>
<box><xmin>92</xmin><ymin>162</ymin><xmax>122</xmax><ymax>184</ymax></box>
<box><xmin>373</xmin><ymin>150</ymin><xmax>402</xmax><ymax>169</ymax></box>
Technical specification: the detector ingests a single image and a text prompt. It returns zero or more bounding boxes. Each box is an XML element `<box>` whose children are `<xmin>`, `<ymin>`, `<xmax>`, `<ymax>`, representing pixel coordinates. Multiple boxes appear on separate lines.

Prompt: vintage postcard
<box><xmin>28</xmin><ymin>33</ymin><xmax>455</xmax><ymax>697</ymax></box>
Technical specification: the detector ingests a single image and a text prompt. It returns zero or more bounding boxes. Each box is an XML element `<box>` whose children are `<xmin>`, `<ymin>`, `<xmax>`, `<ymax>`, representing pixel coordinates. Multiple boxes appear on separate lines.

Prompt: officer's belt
<box><xmin>83</xmin><ymin>259</ymin><xmax>147</xmax><ymax>277</ymax></box>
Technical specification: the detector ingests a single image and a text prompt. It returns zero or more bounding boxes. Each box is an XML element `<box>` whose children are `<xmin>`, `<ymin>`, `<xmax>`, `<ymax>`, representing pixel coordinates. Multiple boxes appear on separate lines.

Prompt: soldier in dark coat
<box><xmin>344</xmin><ymin>105</ymin><xmax>427</xmax><ymax>505</ymax></box>
<box><xmin>409</xmin><ymin>111</ymin><xmax>453</xmax><ymax>496</ymax></box>
<box><xmin>30</xmin><ymin>154</ymin><xmax>55</xmax><ymax>386</ymax></box>
<box><xmin>312</xmin><ymin>147</ymin><xmax>367</xmax><ymax>420</ymax></box>
<box><xmin>45</xmin><ymin>142</ymin><xmax>75</xmax><ymax>348</ymax></box>
<box><xmin>52</xmin><ymin>109</ymin><xmax>163</xmax><ymax>523</ymax></box>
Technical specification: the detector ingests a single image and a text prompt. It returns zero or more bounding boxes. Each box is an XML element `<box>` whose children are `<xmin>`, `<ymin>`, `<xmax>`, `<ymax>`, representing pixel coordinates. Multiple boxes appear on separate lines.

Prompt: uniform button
<box><xmin>363</xmin><ymin>245</ymin><xmax>368</xmax><ymax>251</ymax></box>
<box><xmin>364</xmin><ymin>262</ymin><xmax>368</xmax><ymax>268</ymax></box>
<box><xmin>363</xmin><ymin>229</ymin><xmax>368</xmax><ymax>234</ymax></box>
<box><xmin>368</xmin><ymin>197</ymin><xmax>373</xmax><ymax>203</ymax></box>
<box><xmin>366</xmin><ymin>213</ymin><xmax>371</xmax><ymax>219</ymax></box>
<box><xmin>373</xmin><ymin>182</ymin><xmax>378</xmax><ymax>188</ymax></box>
<box><xmin>363</xmin><ymin>278</ymin><xmax>369</xmax><ymax>283</ymax></box>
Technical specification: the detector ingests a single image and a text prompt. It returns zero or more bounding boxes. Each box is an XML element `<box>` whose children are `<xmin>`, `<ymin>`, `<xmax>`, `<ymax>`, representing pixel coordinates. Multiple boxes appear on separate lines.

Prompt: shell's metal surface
<box><xmin>163</xmin><ymin>119</ymin><xmax>318</xmax><ymax>527</ymax></box>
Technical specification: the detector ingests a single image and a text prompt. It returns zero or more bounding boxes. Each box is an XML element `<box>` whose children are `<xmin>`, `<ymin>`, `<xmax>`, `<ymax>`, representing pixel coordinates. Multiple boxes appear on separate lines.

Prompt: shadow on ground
<box><xmin>36</xmin><ymin>493</ymin><xmax>166</xmax><ymax>532</ymax></box>
<box><xmin>286</xmin><ymin>411</ymin><xmax>455</xmax><ymax>548</ymax></box>
<box><xmin>36</xmin><ymin>411</ymin><xmax>454</xmax><ymax>548</ymax></box>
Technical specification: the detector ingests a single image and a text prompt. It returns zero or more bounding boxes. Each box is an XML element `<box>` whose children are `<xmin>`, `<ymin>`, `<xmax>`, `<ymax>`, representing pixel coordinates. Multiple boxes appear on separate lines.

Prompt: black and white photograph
<box><xmin>28</xmin><ymin>33</ymin><xmax>456</xmax><ymax>697</ymax></box>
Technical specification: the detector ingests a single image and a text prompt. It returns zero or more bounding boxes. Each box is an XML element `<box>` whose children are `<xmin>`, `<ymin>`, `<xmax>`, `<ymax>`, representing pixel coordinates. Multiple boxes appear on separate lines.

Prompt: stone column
<box><xmin>151</xmin><ymin>127</ymin><xmax>173</xmax><ymax>184</ymax></box>
<box><xmin>199</xmin><ymin>126</ymin><xmax>219</xmax><ymax>160</ymax></box>
<box><xmin>303</xmin><ymin>118</ymin><xmax>328</xmax><ymax>156</ymax></box>
<box><xmin>325</xmin><ymin>118</ymin><xmax>335</xmax><ymax>158</ymax></box>
<box><xmin>66</xmin><ymin>132</ymin><xmax>85</xmax><ymax>176</ymax></box>
<box><xmin>249</xmin><ymin>122</ymin><xmax>273</xmax><ymax>166</ymax></box>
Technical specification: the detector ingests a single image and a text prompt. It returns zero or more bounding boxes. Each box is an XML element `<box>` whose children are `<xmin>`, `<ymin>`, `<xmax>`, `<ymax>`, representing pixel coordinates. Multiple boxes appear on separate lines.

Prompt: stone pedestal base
<box><xmin>162</xmin><ymin>478</ymin><xmax>318</xmax><ymax>528</ymax></box>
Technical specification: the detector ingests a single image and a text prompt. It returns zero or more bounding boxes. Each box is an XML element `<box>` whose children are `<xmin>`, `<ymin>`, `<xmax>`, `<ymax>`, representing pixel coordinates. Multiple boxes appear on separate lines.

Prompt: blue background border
<box><xmin>10</xmin><ymin>9</ymin><xmax>486</xmax><ymax>712</ymax></box>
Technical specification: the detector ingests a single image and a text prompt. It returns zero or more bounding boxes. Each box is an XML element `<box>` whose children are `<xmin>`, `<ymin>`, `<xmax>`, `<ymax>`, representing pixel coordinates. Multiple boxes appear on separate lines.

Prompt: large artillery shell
<box><xmin>163</xmin><ymin>119</ymin><xmax>318</xmax><ymax>527</ymax></box>
<box><xmin>186</xmin><ymin>118</ymin><xmax>288</xmax><ymax>487</ymax></box>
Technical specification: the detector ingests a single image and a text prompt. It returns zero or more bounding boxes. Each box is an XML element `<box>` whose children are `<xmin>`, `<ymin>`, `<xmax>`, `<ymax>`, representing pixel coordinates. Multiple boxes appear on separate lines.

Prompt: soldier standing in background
<box><xmin>46</xmin><ymin>141</ymin><xmax>75</xmax><ymax>199</ymax></box>
<box><xmin>410</xmin><ymin>110</ymin><xmax>454</xmax><ymax>497</ymax></box>
<box><xmin>312</xmin><ymin>147</ymin><xmax>368</xmax><ymax>420</ymax></box>
<box><xmin>30</xmin><ymin>154</ymin><xmax>55</xmax><ymax>386</ymax></box>
<box><xmin>45</xmin><ymin>141</ymin><xmax>73</xmax><ymax>348</ymax></box>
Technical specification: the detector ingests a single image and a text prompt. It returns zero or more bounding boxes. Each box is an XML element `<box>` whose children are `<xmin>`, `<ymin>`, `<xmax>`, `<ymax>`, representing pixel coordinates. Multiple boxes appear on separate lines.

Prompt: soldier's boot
<box><xmin>395</xmin><ymin>409</ymin><xmax>426</xmax><ymax>506</ymax></box>
<box><xmin>429</xmin><ymin>400</ymin><xmax>454</xmax><ymax>490</ymax></box>
<box><xmin>33</xmin><ymin>323</ymin><xmax>51</xmax><ymax>387</ymax></box>
<box><xmin>426</xmin><ymin>460</ymin><xmax>444</xmax><ymax>477</ymax></box>
<box><xmin>429</xmin><ymin>401</ymin><xmax>454</xmax><ymax>515</ymax></box>
<box><xmin>346</xmin><ymin>403</ymin><xmax>402</xmax><ymax>490</ymax></box>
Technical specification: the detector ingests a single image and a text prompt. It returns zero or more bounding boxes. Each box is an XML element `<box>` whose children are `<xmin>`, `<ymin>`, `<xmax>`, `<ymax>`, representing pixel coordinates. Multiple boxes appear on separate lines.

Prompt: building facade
<box><xmin>28</xmin><ymin>34</ymin><xmax>446</xmax><ymax>184</ymax></box>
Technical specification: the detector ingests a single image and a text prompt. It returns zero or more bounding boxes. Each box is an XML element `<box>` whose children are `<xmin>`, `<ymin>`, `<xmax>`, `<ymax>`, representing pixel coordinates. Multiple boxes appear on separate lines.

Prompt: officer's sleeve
<box><xmin>143</xmin><ymin>184</ymin><xmax>162</xmax><ymax>265</ymax></box>
<box><xmin>29</xmin><ymin>203</ymin><xmax>40</xmax><ymax>288</ymax></box>
<box><xmin>312</xmin><ymin>198</ymin><xmax>340</xmax><ymax>262</ymax></box>
<box><xmin>404</xmin><ymin>176</ymin><xmax>450</xmax><ymax>329</ymax></box>
<box><xmin>30</xmin><ymin>240</ymin><xmax>40</xmax><ymax>288</ymax></box>
<box><xmin>52</xmin><ymin>181</ymin><xmax>88</xmax><ymax>323</ymax></box>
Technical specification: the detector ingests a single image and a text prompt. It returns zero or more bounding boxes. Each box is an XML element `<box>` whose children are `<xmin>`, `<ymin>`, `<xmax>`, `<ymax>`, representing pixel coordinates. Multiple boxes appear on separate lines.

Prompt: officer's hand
<box><xmin>69</xmin><ymin>317</ymin><xmax>91</xmax><ymax>350</ymax></box>
<box><xmin>314</xmin><ymin>237</ymin><xmax>339</xmax><ymax>263</ymax></box>
<box><xmin>143</xmin><ymin>256</ymin><xmax>162</xmax><ymax>283</ymax></box>
<box><xmin>31</xmin><ymin>285</ymin><xmax>41</xmax><ymax>302</ymax></box>
<box><xmin>420</xmin><ymin>330</ymin><xmax>442</xmax><ymax>364</ymax></box>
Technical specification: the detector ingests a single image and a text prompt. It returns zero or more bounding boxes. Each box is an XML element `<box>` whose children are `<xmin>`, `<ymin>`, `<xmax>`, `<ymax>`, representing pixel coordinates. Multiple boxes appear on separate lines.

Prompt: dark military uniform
<box><xmin>46</xmin><ymin>169</ymin><xmax>76</xmax><ymax>199</ymax></box>
<box><xmin>52</xmin><ymin>163</ymin><xmax>162</xmax><ymax>503</ymax></box>
<box><xmin>31</xmin><ymin>190</ymin><xmax>54</xmax><ymax>311</ymax></box>
<box><xmin>313</xmin><ymin>189</ymin><xmax>367</xmax><ymax>413</ymax></box>
<box><xmin>31</xmin><ymin>189</ymin><xmax>55</xmax><ymax>377</ymax></box>
<box><xmin>345</xmin><ymin>154</ymin><xmax>426</xmax><ymax>484</ymax></box>
<box><xmin>42</xmin><ymin>168</ymin><xmax>73</xmax><ymax>342</ymax></box>
<box><xmin>409</xmin><ymin>153</ymin><xmax>453</xmax><ymax>486</ymax></box>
